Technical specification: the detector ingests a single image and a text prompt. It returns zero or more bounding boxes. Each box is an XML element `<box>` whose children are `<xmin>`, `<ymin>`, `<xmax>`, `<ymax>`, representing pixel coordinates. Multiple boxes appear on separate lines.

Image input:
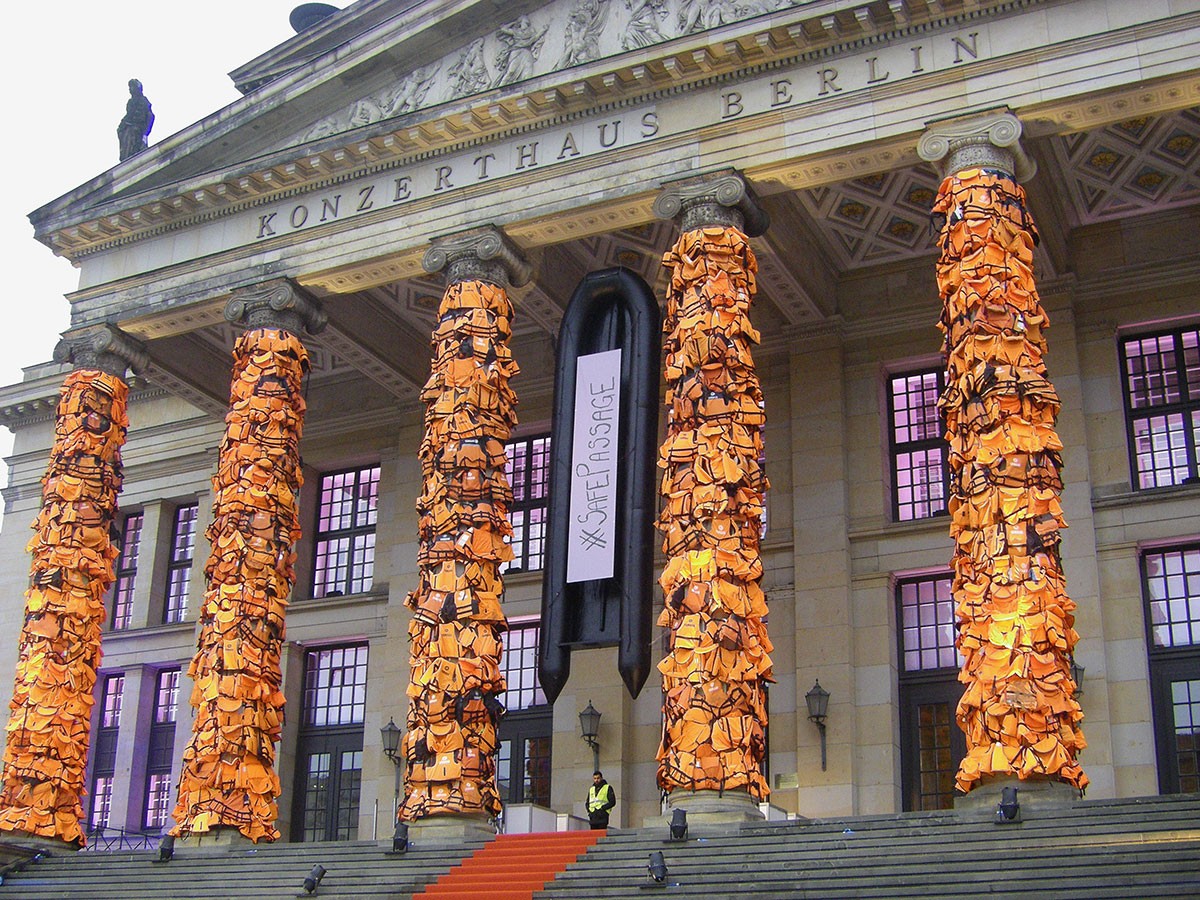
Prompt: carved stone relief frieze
<box><xmin>297</xmin><ymin>0</ymin><xmax>801</xmax><ymax>145</ymax></box>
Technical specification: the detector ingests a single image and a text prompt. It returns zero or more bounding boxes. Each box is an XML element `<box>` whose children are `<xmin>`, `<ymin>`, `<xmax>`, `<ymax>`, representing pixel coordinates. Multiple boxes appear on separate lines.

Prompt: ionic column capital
<box><xmin>422</xmin><ymin>225</ymin><xmax>532</xmax><ymax>288</ymax></box>
<box><xmin>53</xmin><ymin>323</ymin><xmax>148</xmax><ymax>378</ymax></box>
<box><xmin>224</xmin><ymin>279</ymin><xmax>327</xmax><ymax>335</ymax></box>
<box><xmin>653</xmin><ymin>169</ymin><xmax>769</xmax><ymax>236</ymax></box>
<box><xmin>918</xmin><ymin>109</ymin><xmax>1036</xmax><ymax>181</ymax></box>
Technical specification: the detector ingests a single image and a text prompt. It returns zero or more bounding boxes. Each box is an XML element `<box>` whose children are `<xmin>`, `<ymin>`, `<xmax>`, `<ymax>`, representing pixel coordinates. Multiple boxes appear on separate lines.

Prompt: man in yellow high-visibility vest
<box><xmin>586</xmin><ymin>771</ymin><xmax>616</xmax><ymax>830</ymax></box>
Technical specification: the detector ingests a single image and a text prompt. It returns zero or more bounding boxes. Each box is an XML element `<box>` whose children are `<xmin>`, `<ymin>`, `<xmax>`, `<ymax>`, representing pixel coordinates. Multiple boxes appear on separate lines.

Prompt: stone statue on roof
<box><xmin>117</xmin><ymin>79</ymin><xmax>154</xmax><ymax>161</ymax></box>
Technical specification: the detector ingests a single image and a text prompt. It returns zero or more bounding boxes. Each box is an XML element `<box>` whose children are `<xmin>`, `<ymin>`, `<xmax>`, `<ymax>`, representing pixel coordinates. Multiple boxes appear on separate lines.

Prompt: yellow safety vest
<box><xmin>587</xmin><ymin>783</ymin><xmax>614</xmax><ymax>812</ymax></box>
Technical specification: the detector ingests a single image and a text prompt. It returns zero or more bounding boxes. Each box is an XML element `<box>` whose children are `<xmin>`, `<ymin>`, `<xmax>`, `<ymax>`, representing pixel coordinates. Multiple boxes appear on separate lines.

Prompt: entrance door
<box><xmin>900</xmin><ymin>678</ymin><xmax>966</xmax><ymax>810</ymax></box>
<box><xmin>1149</xmin><ymin>655</ymin><xmax>1200</xmax><ymax>794</ymax></box>
<box><xmin>497</xmin><ymin>620</ymin><xmax>553</xmax><ymax>807</ymax></box>
<box><xmin>498</xmin><ymin>709</ymin><xmax>553</xmax><ymax>807</ymax></box>
<box><xmin>896</xmin><ymin>573</ymin><xmax>965</xmax><ymax>811</ymax></box>
<box><xmin>292</xmin><ymin>644</ymin><xmax>368</xmax><ymax>841</ymax></box>
<box><xmin>294</xmin><ymin>732</ymin><xmax>364</xmax><ymax>841</ymax></box>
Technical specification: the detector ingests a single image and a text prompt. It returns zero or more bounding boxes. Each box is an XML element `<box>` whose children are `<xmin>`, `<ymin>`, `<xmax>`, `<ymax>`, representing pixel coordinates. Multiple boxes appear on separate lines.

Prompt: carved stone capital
<box><xmin>53</xmin><ymin>324</ymin><xmax>148</xmax><ymax>378</ymax></box>
<box><xmin>224</xmin><ymin>279</ymin><xmax>328</xmax><ymax>335</ymax></box>
<box><xmin>422</xmin><ymin>226</ymin><xmax>532</xmax><ymax>288</ymax></box>
<box><xmin>918</xmin><ymin>110</ymin><xmax>1037</xmax><ymax>182</ymax></box>
<box><xmin>653</xmin><ymin>169</ymin><xmax>769</xmax><ymax>237</ymax></box>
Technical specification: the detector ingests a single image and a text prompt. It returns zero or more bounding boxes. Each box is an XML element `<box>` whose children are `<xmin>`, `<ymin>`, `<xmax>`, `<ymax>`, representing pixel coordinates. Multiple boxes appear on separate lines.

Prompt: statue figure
<box><xmin>385</xmin><ymin>64</ymin><xmax>441</xmax><ymax>116</ymax></box>
<box><xmin>558</xmin><ymin>0</ymin><xmax>612</xmax><ymax>68</ymax></box>
<box><xmin>678</xmin><ymin>0</ymin><xmax>769</xmax><ymax>34</ymax></box>
<box><xmin>493</xmin><ymin>16</ymin><xmax>549</xmax><ymax>88</ymax></box>
<box><xmin>622</xmin><ymin>0</ymin><xmax>668</xmax><ymax>50</ymax></box>
<box><xmin>447</xmin><ymin>39</ymin><xmax>491</xmax><ymax>100</ymax></box>
<box><xmin>117</xmin><ymin>79</ymin><xmax>154</xmax><ymax>161</ymax></box>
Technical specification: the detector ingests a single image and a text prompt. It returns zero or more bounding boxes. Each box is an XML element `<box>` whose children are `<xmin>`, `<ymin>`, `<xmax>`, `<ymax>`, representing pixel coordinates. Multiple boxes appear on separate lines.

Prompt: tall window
<box><xmin>89</xmin><ymin>674</ymin><xmax>125</xmax><ymax>831</ymax></box>
<box><xmin>1143</xmin><ymin>543</ymin><xmax>1200</xmax><ymax>793</ymax></box>
<box><xmin>505</xmin><ymin>435</ymin><xmax>550</xmax><ymax>572</ymax></box>
<box><xmin>896</xmin><ymin>573</ymin><xmax>963</xmax><ymax>811</ymax></box>
<box><xmin>164</xmin><ymin>504</ymin><xmax>198</xmax><ymax>624</ymax></box>
<box><xmin>293</xmin><ymin>645</ymin><xmax>368</xmax><ymax>842</ymax></box>
<box><xmin>887</xmin><ymin>369</ymin><xmax>948</xmax><ymax>521</ymax></box>
<box><xmin>111</xmin><ymin>513</ymin><xmax>143</xmax><ymax>631</ymax></box>
<box><xmin>313</xmin><ymin>466</ymin><xmax>380</xmax><ymax>598</ymax></box>
<box><xmin>1121</xmin><ymin>326</ymin><xmax>1200</xmax><ymax>489</ymax></box>
<box><xmin>143</xmin><ymin>669</ymin><xmax>180</xmax><ymax>831</ymax></box>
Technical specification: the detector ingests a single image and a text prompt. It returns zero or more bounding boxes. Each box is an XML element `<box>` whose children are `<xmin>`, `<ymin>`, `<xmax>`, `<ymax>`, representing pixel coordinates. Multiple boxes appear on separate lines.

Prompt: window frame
<box><xmin>1140</xmin><ymin>541</ymin><xmax>1200</xmax><ymax>794</ymax></box>
<box><xmin>89</xmin><ymin>674</ymin><xmax>125</xmax><ymax>831</ymax></box>
<box><xmin>163</xmin><ymin>503</ymin><xmax>199</xmax><ymax>624</ymax></box>
<box><xmin>1119</xmin><ymin>324</ymin><xmax>1200</xmax><ymax>491</ymax></box>
<box><xmin>504</xmin><ymin>433</ymin><xmax>551</xmax><ymax>573</ymax></box>
<box><xmin>143</xmin><ymin>668</ymin><xmax>180</xmax><ymax>831</ymax></box>
<box><xmin>311</xmin><ymin>465</ymin><xmax>381</xmax><ymax>599</ymax></box>
<box><xmin>895</xmin><ymin>571</ymin><xmax>964</xmax><ymax>812</ymax></box>
<box><xmin>111</xmin><ymin>511</ymin><xmax>144</xmax><ymax>631</ymax></box>
<box><xmin>885</xmin><ymin>367</ymin><xmax>949</xmax><ymax>523</ymax></box>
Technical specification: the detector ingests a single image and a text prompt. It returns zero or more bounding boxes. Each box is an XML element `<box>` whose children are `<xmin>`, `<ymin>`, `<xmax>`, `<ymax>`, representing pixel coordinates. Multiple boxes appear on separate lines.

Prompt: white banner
<box><xmin>566</xmin><ymin>349</ymin><xmax>621</xmax><ymax>583</ymax></box>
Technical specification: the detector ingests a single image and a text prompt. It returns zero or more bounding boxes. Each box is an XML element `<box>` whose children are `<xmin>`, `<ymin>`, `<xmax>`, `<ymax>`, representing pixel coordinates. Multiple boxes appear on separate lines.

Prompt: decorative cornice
<box><xmin>224</xmin><ymin>278</ymin><xmax>328</xmax><ymax>335</ymax></box>
<box><xmin>52</xmin><ymin>324</ymin><xmax>149</xmax><ymax>378</ymax></box>
<box><xmin>37</xmin><ymin>0</ymin><xmax>1035</xmax><ymax>262</ymax></box>
<box><xmin>917</xmin><ymin>109</ymin><xmax>1036</xmax><ymax>181</ymax></box>
<box><xmin>653</xmin><ymin>169</ymin><xmax>769</xmax><ymax>236</ymax></box>
<box><xmin>422</xmin><ymin>225</ymin><xmax>533</xmax><ymax>287</ymax></box>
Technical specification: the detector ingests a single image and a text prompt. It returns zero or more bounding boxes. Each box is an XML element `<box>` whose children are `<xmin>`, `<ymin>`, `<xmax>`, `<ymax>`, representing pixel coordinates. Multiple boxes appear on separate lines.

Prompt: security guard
<box><xmin>586</xmin><ymin>771</ymin><xmax>616</xmax><ymax>830</ymax></box>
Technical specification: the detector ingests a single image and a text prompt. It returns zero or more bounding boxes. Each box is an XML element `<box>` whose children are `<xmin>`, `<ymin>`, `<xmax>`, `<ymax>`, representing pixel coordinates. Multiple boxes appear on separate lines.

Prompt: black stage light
<box><xmin>392</xmin><ymin>821</ymin><xmax>409</xmax><ymax>854</ymax></box>
<box><xmin>669</xmin><ymin>808</ymin><xmax>688</xmax><ymax>841</ymax></box>
<box><xmin>995</xmin><ymin>786</ymin><xmax>1021</xmax><ymax>824</ymax></box>
<box><xmin>648</xmin><ymin>850</ymin><xmax>668</xmax><ymax>884</ymax></box>
<box><xmin>155</xmin><ymin>834</ymin><xmax>175</xmax><ymax>863</ymax></box>
<box><xmin>302</xmin><ymin>864</ymin><xmax>327</xmax><ymax>894</ymax></box>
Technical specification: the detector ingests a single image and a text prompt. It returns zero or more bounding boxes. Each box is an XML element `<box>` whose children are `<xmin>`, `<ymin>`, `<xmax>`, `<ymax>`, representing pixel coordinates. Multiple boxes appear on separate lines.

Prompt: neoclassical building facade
<box><xmin>0</xmin><ymin>0</ymin><xmax>1198</xmax><ymax>844</ymax></box>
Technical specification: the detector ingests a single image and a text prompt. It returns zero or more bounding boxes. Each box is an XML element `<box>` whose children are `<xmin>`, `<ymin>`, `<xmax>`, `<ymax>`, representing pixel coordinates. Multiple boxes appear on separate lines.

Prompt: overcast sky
<box><xmin>0</xmin><ymin>2</ymin><xmax>330</xmax><ymax>519</ymax></box>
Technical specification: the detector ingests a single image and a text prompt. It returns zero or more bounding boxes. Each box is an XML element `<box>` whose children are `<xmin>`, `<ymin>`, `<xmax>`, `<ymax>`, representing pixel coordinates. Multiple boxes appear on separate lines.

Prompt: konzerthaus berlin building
<box><xmin>0</xmin><ymin>0</ymin><xmax>1198</xmax><ymax>847</ymax></box>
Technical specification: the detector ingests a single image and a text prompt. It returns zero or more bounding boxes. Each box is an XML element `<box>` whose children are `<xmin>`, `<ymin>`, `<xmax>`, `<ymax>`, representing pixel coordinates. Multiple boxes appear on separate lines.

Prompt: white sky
<box><xmin>0</xmin><ymin>2</ymin><xmax>329</xmax><ymax>520</ymax></box>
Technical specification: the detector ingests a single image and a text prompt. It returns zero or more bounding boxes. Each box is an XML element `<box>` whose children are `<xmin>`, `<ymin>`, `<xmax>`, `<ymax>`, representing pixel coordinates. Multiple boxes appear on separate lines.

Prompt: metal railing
<box><xmin>81</xmin><ymin>825</ymin><xmax>162</xmax><ymax>853</ymax></box>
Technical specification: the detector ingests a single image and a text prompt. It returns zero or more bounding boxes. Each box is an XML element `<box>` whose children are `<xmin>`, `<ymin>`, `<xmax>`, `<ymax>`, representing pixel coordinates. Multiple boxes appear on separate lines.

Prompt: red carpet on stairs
<box><xmin>414</xmin><ymin>830</ymin><xmax>603</xmax><ymax>900</ymax></box>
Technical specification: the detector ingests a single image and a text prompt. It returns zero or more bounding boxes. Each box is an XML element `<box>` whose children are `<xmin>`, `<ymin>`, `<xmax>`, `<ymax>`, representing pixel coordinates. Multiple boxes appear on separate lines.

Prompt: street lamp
<box><xmin>580</xmin><ymin>700</ymin><xmax>601</xmax><ymax>771</ymax></box>
<box><xmin>805</xmin><ymin>680</ymin><xmax>830</xmax><ymax>772</ymax></box>
<box><xmin>381</xmin><ymin>717</ymin><xmax>403</xmax><ymax>817</ymax></box>
<box><xmin>1069</xmin><ymin>657</ymin><xmax>1085</xmax><ymax>697</ymax></box>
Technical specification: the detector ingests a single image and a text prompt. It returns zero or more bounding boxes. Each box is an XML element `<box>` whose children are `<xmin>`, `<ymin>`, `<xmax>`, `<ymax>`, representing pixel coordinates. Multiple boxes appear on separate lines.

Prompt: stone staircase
<box><xmin>0</xmin><ymin>836</ymin><xmax>488</xmax><ymax>899</ymax></box>
<box><xmin>0</xmin><ymin>794</ymin><xmax>1196</xmax><ymax>899</ymax></box>
<box><xmin>539</xmin><ymin>793</ymin><xmax>1200</xmax><ymax>899</ymax></box>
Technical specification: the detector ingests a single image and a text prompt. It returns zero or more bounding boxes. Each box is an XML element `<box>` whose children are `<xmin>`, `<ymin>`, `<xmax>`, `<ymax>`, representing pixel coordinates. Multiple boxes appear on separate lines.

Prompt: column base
<box><xmin>644</xmin><ymin>789</ymin><xmax>765</xmax><ymax>836</ymax></box>
<box><xmin>177</xmin><ymin>826</ymin><xmax>257</xmax><ymax>849</ymax></box>
<box><xmin>954</xmin><ymin>775</ymin><xmax>1082</xmax><ymax>820</ymax></box>
<box><xmin>407</xmin><ymin>814</ymin><xmax>496</xmax><ymax>846</ymax></box>
<box><xmin>0</xmin><ymin>830</ymin><xmax>77</xmax><ymax>866</ymax></box>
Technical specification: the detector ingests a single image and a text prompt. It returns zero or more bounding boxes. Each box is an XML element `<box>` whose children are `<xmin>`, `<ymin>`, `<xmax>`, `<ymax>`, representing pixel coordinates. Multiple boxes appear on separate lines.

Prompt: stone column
<box><xmin>650</xmin><ymin>170</ymin><xmax>773</xmax><ymax>826</ymax></box>
<box><xmin>0</xmin><ymin>325</ymin><xmax>145</xmax><ymax>849</ymax></box>
<box><xmin>399</xmin><ymin>226</ymin><xmax>530</xmax><ymax>838</ymax></box>
<box><xmin>919</xmin><ymin>111</ymin><xmax>1088</xmax><ymax>801</ymax></box>
<box><xmin>171</xmin><ymin>279</ymin><xmax>326</xmax><ymax>843</ymax></box>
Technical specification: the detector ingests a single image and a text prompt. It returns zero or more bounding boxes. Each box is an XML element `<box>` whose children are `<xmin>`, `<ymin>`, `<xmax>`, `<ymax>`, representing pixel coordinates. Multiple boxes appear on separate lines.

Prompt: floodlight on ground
<box><xmin>648</xmin><ymin>850</ymin><xmax>668</xmax><ymax>884</ymax></box>
<box><xmin>995</xmin><ymin>786</ymin><xmax>1020</xmax><ymax>824</ymax></box>
<box><xmin>669</xmin><ymin>808</ymin><xmax>688</xmax><ymax>841</ymax></box>
<box><xmin>302</xmin><ymin>864</ymin><xmax>327</xmax><ymax>894</ymax></box>
<box><xmin>392</xmin><ymin>821</ymin><xmax>409</xmax><ymax>854</ymax></box>
<box><xmin>155</xmin><ymin>834</ymin><xmax>175</xmax><ymax>863</ymax></box>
